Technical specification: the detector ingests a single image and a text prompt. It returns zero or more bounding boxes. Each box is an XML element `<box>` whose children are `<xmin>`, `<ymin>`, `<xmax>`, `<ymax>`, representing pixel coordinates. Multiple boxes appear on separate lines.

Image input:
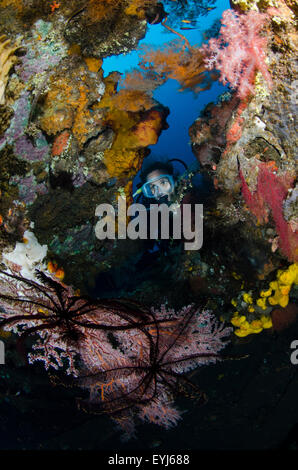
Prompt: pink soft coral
<box><xmin>202</xmin><ymin>9</ymin><xmax>272</xmax><ymax>99</ymax></box>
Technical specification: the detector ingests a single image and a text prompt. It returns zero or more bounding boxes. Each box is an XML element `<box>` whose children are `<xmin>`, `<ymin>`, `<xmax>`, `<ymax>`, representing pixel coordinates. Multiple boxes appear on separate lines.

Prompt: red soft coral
<box><xmin>201</xmin><ymin>9</ymin><xmax>272</xmax><ymax>99</ymax></box>
<box><xmin>239</xmin><ymin>161</ymin><xmax>297</xmax><ymax>261</ymax></box>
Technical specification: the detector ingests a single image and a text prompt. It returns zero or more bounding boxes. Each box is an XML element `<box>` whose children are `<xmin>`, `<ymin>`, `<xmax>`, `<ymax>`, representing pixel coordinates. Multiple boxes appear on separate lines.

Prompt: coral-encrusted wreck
<box><xmin>0</xmin><ymin>0</ymin><xmax>169</xmax><ymax>290</ymax></box>
<box><xmin>0</xmin><ymin>0</ymin><xmax>298</xmax><ymax>444</ymax></box>
<box><xmin>190</xmin><ymin>0</ymin><xmax>297</xmax><ymax>266</ymax></box>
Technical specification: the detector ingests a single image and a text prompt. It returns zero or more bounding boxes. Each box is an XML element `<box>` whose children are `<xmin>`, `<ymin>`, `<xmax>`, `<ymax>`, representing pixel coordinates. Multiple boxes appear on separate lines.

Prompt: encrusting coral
<box><xmin>229</xmin><ymin>263</ymin><xmax>298</xmax><ymax>337</ymax></box>
<box><xmin>0</xmin><ymin>1</ymin><xmax>171</xmax><ymax>289</ymax></box>
<box><xmin>95</xmin><ymin>71</ymin><xmax>169</xmax><ymax>184</ymax></box>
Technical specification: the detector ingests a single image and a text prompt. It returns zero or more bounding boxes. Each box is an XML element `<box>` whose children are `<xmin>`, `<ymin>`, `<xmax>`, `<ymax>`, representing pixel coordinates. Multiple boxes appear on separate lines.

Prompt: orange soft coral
<box><xmin>139</xmin><ymin>41</ymin><xmax>211</xmax><ymax>93</ymax></box>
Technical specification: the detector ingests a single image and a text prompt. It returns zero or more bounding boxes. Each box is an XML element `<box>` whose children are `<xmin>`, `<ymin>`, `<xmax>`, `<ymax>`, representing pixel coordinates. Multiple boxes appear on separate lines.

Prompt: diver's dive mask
<box><xmin>134</xmin><ymin>174</ymin><xmax>175</xmax><ymax>199</ymax></box>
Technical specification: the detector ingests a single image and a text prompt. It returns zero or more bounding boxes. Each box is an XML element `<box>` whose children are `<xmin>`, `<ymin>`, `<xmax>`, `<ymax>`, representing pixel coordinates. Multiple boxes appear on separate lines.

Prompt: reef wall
<box><xmin>0</xmin><ymin>0</ymin><xmax>169</xmax><ymax>291</ymax></box>
<box><xmin>188</xmin><ymin>0</ymin><xmax>297</xmax><ymax>335</ymax></box>
<box><xmin>0</xmin><ymin>0</ymin><xmax>297</xmax><ymax>332</ymax></box>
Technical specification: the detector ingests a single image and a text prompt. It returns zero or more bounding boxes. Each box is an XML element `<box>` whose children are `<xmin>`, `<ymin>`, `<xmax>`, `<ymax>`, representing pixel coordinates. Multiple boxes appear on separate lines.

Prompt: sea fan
<box><xmin>0</xmin><ymin>268</ymin><xmax>154</xmax><ymax>375</ymax></box>
<box><xmin>0</xmin><ymin>268</ymin><xmax>232</xmax><ymax>436</ymax></box>
<box><xmin>77</xmin><ymin>304</ymin><xmax>232</xmax><ymax>436</ymax></box>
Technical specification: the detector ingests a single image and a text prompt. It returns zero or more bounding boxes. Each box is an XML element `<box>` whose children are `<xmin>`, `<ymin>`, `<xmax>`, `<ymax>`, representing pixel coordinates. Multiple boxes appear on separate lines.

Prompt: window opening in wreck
<box><xmin>91</xmin><ymin>0</ymin><xmax>232</xmax><ymax>297</ymax></box>
<box><xmin>102</xmin><ymin>0</ymin><xmax>231</xmax><ymax>197</ymax></box>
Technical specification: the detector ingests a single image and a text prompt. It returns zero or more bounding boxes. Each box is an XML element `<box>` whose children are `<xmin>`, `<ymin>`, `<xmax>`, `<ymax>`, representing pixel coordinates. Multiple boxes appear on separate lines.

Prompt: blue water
<box><xmin>102</xmin><ymin>0</ymin><xmax>231</xmax><ymax>185</ymax></box>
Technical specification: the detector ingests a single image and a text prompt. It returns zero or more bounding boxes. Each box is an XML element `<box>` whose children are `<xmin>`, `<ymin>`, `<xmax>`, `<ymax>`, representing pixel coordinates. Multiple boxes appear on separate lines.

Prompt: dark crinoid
<box><xmin>76</xmin><ymin>303</ymin><xmax>232</xmax><ymax>434</ymax></box>
<box><xmin>0</xmin><ymin>268</ymin><xmax>232</xmax><ymax>435</ymax></box>
<box><xmin>0</xmin><ymin>268</ymin><xmax>160</xmax><ymax>375</ymax></box>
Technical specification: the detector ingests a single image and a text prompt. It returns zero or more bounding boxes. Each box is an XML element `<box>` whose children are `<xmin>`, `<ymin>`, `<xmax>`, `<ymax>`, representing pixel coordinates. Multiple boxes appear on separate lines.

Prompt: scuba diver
<box><xmin>133</xmin><ymin>158</ymin><xmax>189</xmax><ymax>206</ymax></box>
<box><xmin>132</xmin><ymin>157</ymin><xmax>202</xmax><ymax>255</ymax></box>
<box><xmin>92</xmin><ymin>157</ymin><xmax>207</xmax><ymax>298</ymax></box>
